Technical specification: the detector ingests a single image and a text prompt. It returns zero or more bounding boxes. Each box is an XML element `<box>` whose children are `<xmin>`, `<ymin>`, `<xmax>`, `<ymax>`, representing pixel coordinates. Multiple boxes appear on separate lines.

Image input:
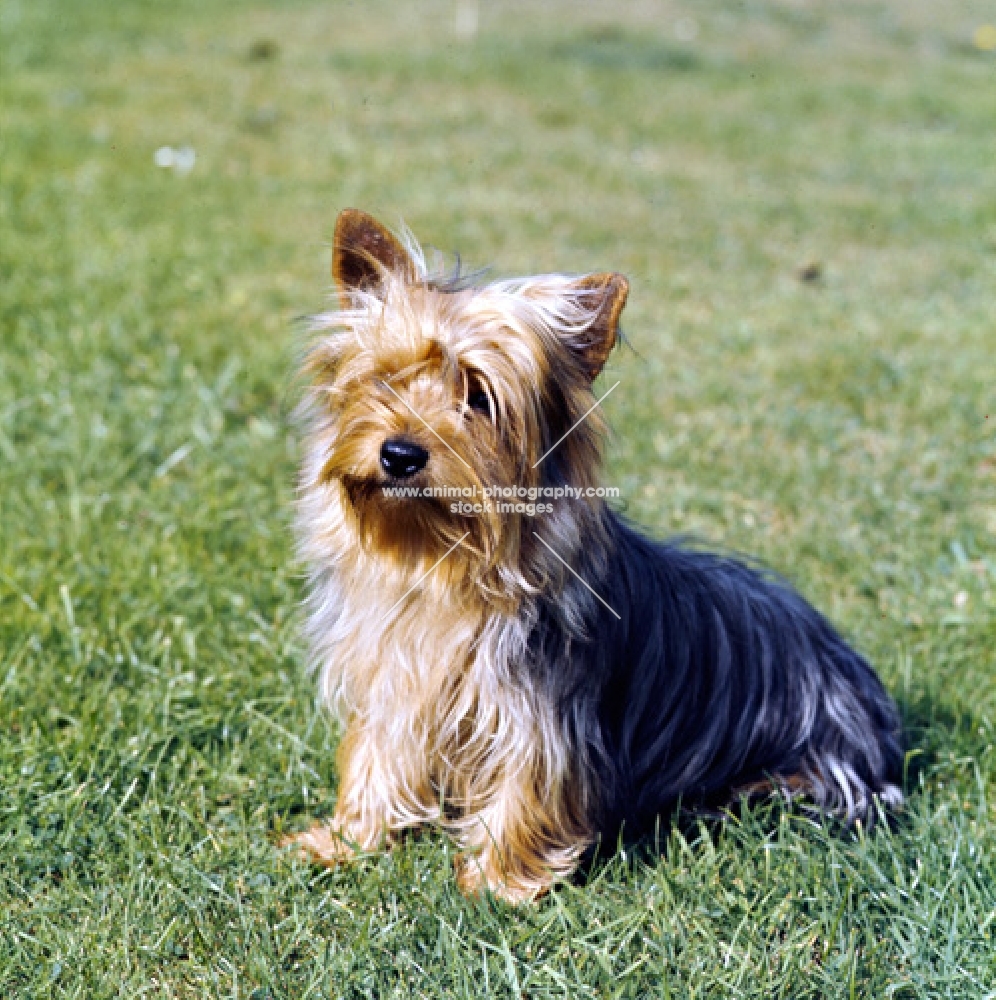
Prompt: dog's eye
<box><xmin>467</xmin><ymin>388</ymin><xmax>491</xmax><ymax>416</ymax></box>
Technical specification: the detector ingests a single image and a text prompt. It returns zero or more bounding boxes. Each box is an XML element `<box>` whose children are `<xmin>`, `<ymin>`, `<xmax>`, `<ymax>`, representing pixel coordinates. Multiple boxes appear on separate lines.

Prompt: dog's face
<box><xmin>304</xmin><ymin>210</ymin><xmax>628</xmax><ymax>591</ymax></box>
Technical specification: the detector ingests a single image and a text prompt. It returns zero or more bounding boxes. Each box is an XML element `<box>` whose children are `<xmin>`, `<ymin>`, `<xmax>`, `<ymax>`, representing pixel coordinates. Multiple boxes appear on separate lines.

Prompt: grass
<box><xmin>1</xmin><ymin>0</ymin><xmax>994</xmax><ymax>995</ymax></box>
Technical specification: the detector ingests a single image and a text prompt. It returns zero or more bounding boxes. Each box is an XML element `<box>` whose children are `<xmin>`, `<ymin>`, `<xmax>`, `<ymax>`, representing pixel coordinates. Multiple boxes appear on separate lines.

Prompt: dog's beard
<box><xmin>339</xmin><ymin>473</ymin><xmax>506</xmax><ymax>582</ymax></box>
<box><xmin>342</xmin><ymin>474</ymin><xmax>468</xmax><ymax>556</ymax></box>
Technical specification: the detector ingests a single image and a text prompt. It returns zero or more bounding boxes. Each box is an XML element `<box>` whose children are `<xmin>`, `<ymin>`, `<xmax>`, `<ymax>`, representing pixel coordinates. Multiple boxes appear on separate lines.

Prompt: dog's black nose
<box><xmin>380</xmin><ymin>438</ymin><xmax>429</xmax><ymax>479</ymax></box>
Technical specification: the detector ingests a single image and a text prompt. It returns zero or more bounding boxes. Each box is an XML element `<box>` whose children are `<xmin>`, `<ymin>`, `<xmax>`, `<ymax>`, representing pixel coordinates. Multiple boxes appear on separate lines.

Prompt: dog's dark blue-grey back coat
<box><xmin>532</xmin><ymin>512</ymin><xmax>904</xmax><ymax>836</ymax></box>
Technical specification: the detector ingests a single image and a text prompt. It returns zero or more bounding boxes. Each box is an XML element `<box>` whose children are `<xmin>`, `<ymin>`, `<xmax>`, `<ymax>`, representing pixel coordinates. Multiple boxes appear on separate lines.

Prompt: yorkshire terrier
<box><xmin>286</xmin><ymin>209</ymin><xmax>903</xmax><ymax>902</ymax></box>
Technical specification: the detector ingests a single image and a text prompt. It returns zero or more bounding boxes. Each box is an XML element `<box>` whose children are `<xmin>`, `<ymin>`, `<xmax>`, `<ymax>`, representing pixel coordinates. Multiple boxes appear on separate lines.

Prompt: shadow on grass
<box><xmin>895</xmin><ymin>689</ymin><xmax>987</xmax><ymax>792</ymax></box>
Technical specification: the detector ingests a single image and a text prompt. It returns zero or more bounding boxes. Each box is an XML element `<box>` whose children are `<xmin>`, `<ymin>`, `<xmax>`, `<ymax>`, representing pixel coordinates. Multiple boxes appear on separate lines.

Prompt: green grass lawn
<box><xmin>2</xmin><ymin>0</ymin><xmax>994</xmax><ymax>995</ymax></box>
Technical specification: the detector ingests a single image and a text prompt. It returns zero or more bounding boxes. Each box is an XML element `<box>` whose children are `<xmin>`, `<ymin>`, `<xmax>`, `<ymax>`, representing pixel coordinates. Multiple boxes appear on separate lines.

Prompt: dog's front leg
<box><xmin>453</xmin><ymin>771</ymin><xmax>588</xmax><ymax>904</ymax></box>
<box><xmin>284</xmin><ymin>714</ymin><xmax>440</xmax><ymax>864</ymax></box>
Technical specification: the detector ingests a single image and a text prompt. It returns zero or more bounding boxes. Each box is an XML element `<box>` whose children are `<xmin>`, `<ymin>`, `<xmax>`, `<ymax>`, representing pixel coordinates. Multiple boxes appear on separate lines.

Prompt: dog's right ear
<box><xmin>333</xmin><ymin>209</ymin><xmax>414</xmax><ymax>307</ymax></box>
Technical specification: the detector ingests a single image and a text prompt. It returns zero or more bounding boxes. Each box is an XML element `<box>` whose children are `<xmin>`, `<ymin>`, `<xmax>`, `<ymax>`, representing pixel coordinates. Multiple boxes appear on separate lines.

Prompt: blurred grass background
<box><xmin>1</xmin><ymin>1</ymin><xmax>994</xmax><ymax>996</ymax></box>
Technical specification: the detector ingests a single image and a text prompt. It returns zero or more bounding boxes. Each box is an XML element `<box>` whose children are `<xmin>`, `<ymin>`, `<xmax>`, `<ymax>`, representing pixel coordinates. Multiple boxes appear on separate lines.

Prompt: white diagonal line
<box><xmin>380</xmin><ymin>380</ymin><xmax>475</xmax><ymax>474</ymax></box>
<box><xmin>531</xmin><ymin>380</ymin><xmax>620</xmax><ymax>469</ymax></box>
<box><xmin>380</xmin><ymin>532</ymin><xmax>470</xmax><ymax>623</ymax></box>
<box><xmin>532</xmin><ymin>532</ymin><xmax>621</xmax><ymax>621</ymax></box>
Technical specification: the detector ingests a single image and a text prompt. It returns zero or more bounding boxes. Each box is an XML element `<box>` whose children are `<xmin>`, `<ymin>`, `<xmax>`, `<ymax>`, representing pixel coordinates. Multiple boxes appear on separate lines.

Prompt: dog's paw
<box><xmin>279</xmin><ymin>823</ymin><xmax>358</xmax><ymax>866</ymax></box>
<box><xmin>453</xmin><ymin>851</ymin><xmax>550</xmax><ymax>905</ymax></box>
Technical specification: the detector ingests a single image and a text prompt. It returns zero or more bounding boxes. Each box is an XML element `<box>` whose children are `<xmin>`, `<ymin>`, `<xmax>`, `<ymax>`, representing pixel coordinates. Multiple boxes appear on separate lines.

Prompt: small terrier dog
<box><xmin>287</xmin><ymin>209</ymin><xmax>903</xmax><ymax>902</ymax></box>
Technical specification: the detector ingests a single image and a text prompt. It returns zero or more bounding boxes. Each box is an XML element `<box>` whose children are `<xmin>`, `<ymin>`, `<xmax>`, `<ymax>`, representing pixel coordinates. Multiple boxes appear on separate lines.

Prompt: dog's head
<box><xmin>302</xmin><ymin>209</ymin><xmax>627</xmax><ymax>599</ymax></box>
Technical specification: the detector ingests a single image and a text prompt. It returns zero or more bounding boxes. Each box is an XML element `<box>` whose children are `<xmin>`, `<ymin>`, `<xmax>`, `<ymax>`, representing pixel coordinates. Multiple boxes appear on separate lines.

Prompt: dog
<box><xmin>285</xmin><ymin>209</ymin><xmax>903</xmax><ymax>902</ymax></box>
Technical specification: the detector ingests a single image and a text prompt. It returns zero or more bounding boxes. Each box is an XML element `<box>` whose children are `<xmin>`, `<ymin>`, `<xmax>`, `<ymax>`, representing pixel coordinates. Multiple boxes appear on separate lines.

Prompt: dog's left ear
<box><xmin>333</xmin><ymin>209</ymin><xmax>415</xmax><ymax>308</ymax></box>
<box><xmin>572</xmin><ymin>273</ymin><xmax>629</xmax><ymax>380</ymax></box>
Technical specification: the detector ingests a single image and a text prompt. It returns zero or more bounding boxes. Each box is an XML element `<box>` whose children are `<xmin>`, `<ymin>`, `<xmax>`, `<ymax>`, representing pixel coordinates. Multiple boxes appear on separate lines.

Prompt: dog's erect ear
<box><xmin>333</xmin><ymin>209</ymin><xmax>414</xmax><ymax>306</ymax></box>
<box><xmin>572</xmin><ymin>272</ymin><xmax>629</xmax><ymax>380</ymax></box>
